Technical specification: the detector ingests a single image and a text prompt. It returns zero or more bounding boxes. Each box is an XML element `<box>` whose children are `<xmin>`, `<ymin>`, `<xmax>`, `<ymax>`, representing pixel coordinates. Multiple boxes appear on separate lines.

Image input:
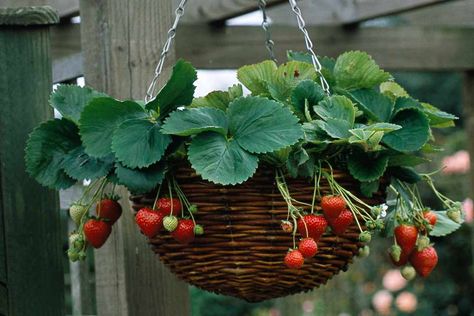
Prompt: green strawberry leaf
<box><xmin>145</xmin><ymin>59</ymin><xmax>197</xmax><ymax>118</ymax></box>
<box><xmin>348</xmin><ymin>149</ymin><xmax>389</xmax><ymax>182</ymax></box>
<box><xmin>268</xmin><ymin>61</ymin><xmax>318</xmax><ymax>102</ymax></box>
<box><xmin>430</xmin><ymin>211</ymin><xmax>463</xmax><ymax>237</ymax></box>
<box><xmin>393</xmin><ymin>97</ymin><xmax>423</xmax><ymax>115</ymax></box>
<box><xmin>114</xmin><ymin>162</ymin><xmax>166</xmax><ymax>194</ymax></box>
<box><xmin>388</xmin><ymin>166</ymin><xmax>421</xmax><ymax>183</ymax></box>
<box><xmin>237</xmin><ymin>60</ymin><xmax>277</xmax><ymax>95</ymax></box>
<box><xmin>348</xmin><ymin>88</ymin><xmax>394</xmax><ymax>122</ymax></box>
<box><xmin>360</xmin><ymin>180</ymin><xmax>380</xmax><ymax>198</ymax></box>
<box><xmin>62</xmin><ymin>147</ymin><xmax>114</xmax><ymax>181</ymax></box>
<box><xmin>111</xmin><ymin>118</ymin><xmax>171</xmax><ymax>168</ymax></box>
<box><xmin>79</xmin><ymin>97</ymin><xmax>147</xmax><ymax>158</ymax></box>
<box><xmin>161</xmin><ymin>107</ymin><xmax>228</xmax><ymax>136</ymax></box>
<box><xmin>188</xmin><ymin>132</ymin><xmax>258</xmax><ymax>185</ymax></box>
<box><xmin>421</xmin><ymin>102</ymin><xmax>458</xmax><ymax>128</ymax></box>
<box><xmin>190</xmin><ymin>84</ymin><xmax>243</xmax><ymax>111</ymax></box>
<box><xmin>380</xmin><ymin>81</ymin><xmax>409</xmax><ymax>100</ymax></box>
<box><xmin>314</xmin><ymin>95</ymin><xmax>356</xmax><ymax>124</ymax></box>
<box><xmin>334</xmin><ymin>51</ymin><xmax>391</xmax><ymax>90</ymax></box>
<box><xmin>286</xmin><ymin>146</ymin><xmax>311</xmax><ymax>178</ymax></box>
<box><xmin>50</xmin><ymin>85</ymin><xmax>108</xmax><ymax>123</ymax></box>
<box><xmin>315</xmin><ymin>118</ymin><xmax>352</xmax><ymax>139</ymax></box>
<box><xmin>388</xmin><ymin>154</ymin><xmax>429</xmax><ymax>167</ymax></box>
<box><xmin>228</xmin><ymin>96</ymin><xmax>303</xmax><ymax>154</ymax></box>
<box><xmin>25</xmin><ymin>118</ymin><xmax>80</xmax><ymax>189</ymax></box>
<box><xmin>287</xmin><ymin>50</ymin><xmax>312</xmax><ymax>63</ymax></box>
<box><xmin>382</xmin><ymin>108</ymin><xmax>430</xmax><ymax>152</ymax></box>
<box><xmin>290</xmin><ymin>80</ymin><xmax>325</xmax><ymax>116</ymax></box>
<box><xmin>365</xmin><ymin>123</ymin><xmax>402</xmax><ymax>132</ymax></box>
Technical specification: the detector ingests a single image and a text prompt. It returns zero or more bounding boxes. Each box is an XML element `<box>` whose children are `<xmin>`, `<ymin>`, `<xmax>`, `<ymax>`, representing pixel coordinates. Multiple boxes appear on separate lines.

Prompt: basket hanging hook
<box><xmin>288</xmin><ymin>0</ymin><xmax>331</xmax><ymax>96</ymax></box>
<box><xmin>145</xmin><ymin>0</ymin><xmax>188</xmax><ymax>103</ymax></box>
<box><xmin>258</xmin><ymin>0</ymin><xmax>277</xmax><ymax>62</ymax></box>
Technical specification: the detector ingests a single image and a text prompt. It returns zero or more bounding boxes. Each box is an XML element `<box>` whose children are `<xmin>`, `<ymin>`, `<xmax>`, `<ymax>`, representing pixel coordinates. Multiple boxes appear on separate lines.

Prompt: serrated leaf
<box><xmin>25</xmin><ymin>118</ymin><xmax>80</xmax><ymax>189</ymax></box>
<box><xmin>393</xmin><ymin>97</ymin><xmax>423</xmax><ymax>115</ymax></box>
<box><xmin>79</xmin><ymin>97</ymin><xmax>147</xmax><ymax>158</ymax></box>
<box><xmin>286</xmin><ymin>146</ymin><xmax>310</xmax><ymax>178</ymax></box>
<box><xmin>421</xmin><ymin>102</ymin><xmax>458</xmax><ymax>128</ymax></box>
<box><xmin>114</xmin><ymin>162</ymin><xmax>166</xmax><ymax>194</ymax></box>
<box><xmin>380</xmin><ymin>82</ymin><xmax>409</xmax><ymax>99</ymax></box>
<box><xmin>349</xmin><ymin>88</ymin><xmax>394</xmax><ymax>122</ymax></box>
<box><xmin>388</xmin><ymin>166</ymin><xmax>421</xmax><ymax>183</ymax></box>
<box><xmin>365</xmin><ymin>123</ymin><xmax>402</xmax><ymax>132</ymax></box>
<box><xmin>388</xmin><ymin>154</ymin><xmax>429</xmax><ymax>167</ymax></box>
<box><xmin>315</xmin><ymin>118</ymin><xmax>352</xmax><ymax>139</ymax></box>
<box><xmin>112</xmin><ymin>119</ymin><xmax>171</xmax><ymax>168</ymax></box>
<box><xmin>430</xmin><ymin>211</ymin><xmax>463</xmax><ymax>237</ymax></box>
<box><xmin>190</xmin><ymin>85</ymin><xmax>243</xmax><ymax>111</ymax></box>
<box><xmin>287</xmin><ymin>50</ymin><xmax>312</xmax><ymax>63</ymax></box>
<box><xmin>237</xmin><ymin>60</ymin><xmax>277</xmax><ymax>95</ymax></box>
<box><xmin>382</xmin><ymin>108</ymin><xmax>430</xmax><ymax>152</ymax></box>
<box><xmin>348</xmin><ymin>149</ymin><xmax>389</xmax><ymax>181</ymax></box>
<box><xmin>314</xmin><ymin>95</ymin><xmax>356</xmax><ymax>124</ymax></box>
<box><xmin>161</xmin><ymin>107</ymin><xmax>228</xmax><ymax>136</ymax></box>
<box><xmin>188</xmin><ymin>132</ymin><xmax>258</xmax><ymax>185</ymax></box>
<box><xmin>62</xmin><ymin>147</ymin><xmax>114</xmax><ymax>181</ymax></box>
<box><xmin>360</xmin><ymin>181</ymin><xmax>380</xmax><ymax>198</ymax></box>
<box><xmin>50</xmin><ymin>85</ymin><xmax>108</xmax><ymax>123</ymax></box>
<box><xmin>268</xmin><ymin>62</ymin><xmax>318</xmax><ymax>102</ymax></box>
<box><xmin>291</xmin><ymin>80</ymin><xmax>325</xmax><ymax>118</ymax></box>
<box><xmin>228</xmin><ymin>96</ymin><xmax>303</xmax><ymax>154</ymax></box>
<box><xmin>145</xmin><ymin>59</ymin><xmax>197</xmax><ymax>118</ymax></box>
<box><xmin>334</xmin><ymin>51</ymin><xmax>391</xmax><ymax>90</ymax></box>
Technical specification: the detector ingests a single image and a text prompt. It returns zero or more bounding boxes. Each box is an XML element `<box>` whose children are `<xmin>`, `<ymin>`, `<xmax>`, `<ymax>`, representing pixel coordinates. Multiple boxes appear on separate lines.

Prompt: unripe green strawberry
<box><xmin>358</xmin><ymin>245</ymin><xmax>370</xmax><ymax>258</ymax></box>
<box><xmin>67</xmin><ymin>249</ymin><xmax>80</xmax><ymax>262</ymax></box>
<box><xmin>359</xmin><ymin>231</ymin><xmax>372</xmax><ymax>243</ymax></box>
<box><xmin>194</xmin><ymin>224</ymin><xmax>204</xmax><ymax>235</ymax></box>
<box><xmin>69</xmin><ymin>204</ymin><xmax>87</xmax><ymax>225</ymax></box>
<box><xmin>189</xmin><ymin>205</ymin><xmax>198</xmax><ymax>214</ymax></box>
<box><xmin>371</xmin><ymin>205</ymin><xmax>382</xmax><ymax>217</ymax></box>
<box><xmin>390</xmin><ymin>244</ymin><xmax>402</xmax><ymax>262</ymax></box>
<box><xmin>401</xmin><ymin>266</ymin><xmax>416</xmax><ymax>281</ymax></box>
<box><xmin>416</xmin><ymin>235</ymin><xmax>430</xmax><ymax>251</ymax></box>
<box><xmin>163</xmin><ymin>215</ymin><xmax>178</xmax><ymax>232</ymax></box>
<box><xmin>78</xmin><ymin>251</ymin><xmax>87</xmax><ymax>261</ymax></box>
<box><xmin>447</xmin><ymin>209</ymin><xmax>462</xmax><ymax>223</ymax></box>
<box><xmin>69</xmin><ymin>232</ymin><xmax>84</xmax><ymax>249</ymax></box>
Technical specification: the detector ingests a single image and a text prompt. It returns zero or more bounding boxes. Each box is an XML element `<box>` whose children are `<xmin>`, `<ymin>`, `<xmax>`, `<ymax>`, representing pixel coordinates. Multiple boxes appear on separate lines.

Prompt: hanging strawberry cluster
<box><xmin>135</xmin><ymin>176</ymin><xmax>203</xmax><ymax>244</ymax></box>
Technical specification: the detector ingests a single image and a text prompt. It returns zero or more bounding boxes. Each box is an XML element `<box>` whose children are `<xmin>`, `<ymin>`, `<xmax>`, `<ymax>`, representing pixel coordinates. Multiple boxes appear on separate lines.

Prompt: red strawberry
<box><xmin>171</xmin><ymin>219</ymin><xmax>195</xmax><ymax>244</ymax></box>
<box><xmin>298</xmin><ymin>238</ymin><xmax>318</xmax><ymax>258</ymax></box>
<box><xmin>284</xmin><ymin>249</ymin><xmax>304</xmax><ymax>269</ymax></box>
<box><xmin>96</xmin><ymin>198</ymin><xmax>122</xmax><ymax>224</ymax></box>
<box><xmin>321</xmin><ymin>195</ymin><xmax>346</xmax><ymax>219</ymax></box>
<box><xmin>84</xmin><ymin>219</ymin><xmax>112</xmax><ymax>248</ymax></box>
<box><xmin>135</xmin><ymin>207</ymin><xmax>165</xmax><ymax>238</ymax></box>
<box><xmin>297</xmin><ymin>214</ymin><xmax>328</xmax><ymax>241</ymax></box>
<box><xmin>423</xmin><ymin>211</ymin><xmax>437</xmax><ymax>226</ymax></box>
<box><xmin>410</xmin><ymin>246</ymin><xmax>438</xmax><ymax>277</ymax></box>
<box><xmin>328</xmin><ymin>210</ymin><xmax>354</xmax><ymax>235</ymax></box>
<box><xmin>395</xmin><ymin>224</ymin><xmax>418</xmax><ymax>254</ymax></box>
<box><xmin>157</xmin><ymin>198</ymin><xmax>182</xmax><ymax>216</ymax></box>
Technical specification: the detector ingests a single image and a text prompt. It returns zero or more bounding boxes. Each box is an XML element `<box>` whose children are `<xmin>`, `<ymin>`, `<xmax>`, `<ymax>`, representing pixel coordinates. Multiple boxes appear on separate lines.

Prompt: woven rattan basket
<box><xmin>130</xmin><ymin>162</ymin><xmax>385</xmax><ymax>302</ymax></box>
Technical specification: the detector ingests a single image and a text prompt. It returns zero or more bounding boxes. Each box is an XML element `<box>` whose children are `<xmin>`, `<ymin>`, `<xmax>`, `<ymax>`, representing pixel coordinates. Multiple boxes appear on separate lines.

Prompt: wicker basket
<box><xmin>130</xmin><ymin>163</ymin><xmax>385</xmax><ymax>302</ymax></box>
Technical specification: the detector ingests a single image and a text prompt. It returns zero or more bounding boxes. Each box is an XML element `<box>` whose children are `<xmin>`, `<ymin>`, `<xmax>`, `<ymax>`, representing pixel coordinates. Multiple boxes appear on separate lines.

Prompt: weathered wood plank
<box><xmin>0</xmin><ymin>0</ymin><xmax>79</xmax><ymax>18</ymax></box>
<box><xmin>79</xmin><ymin>1</ymin><xmax>190</xmax><ymax>315</ymax></box>
<box><xmin>175</xmin><ymin>25</ymin><xmax>474</xmax><ymax>71</ymax></box>
<box><xmin>399</xmin><ymin>0</ymin><xmax>474</xmax><ymax>27</ymax></box>
<box><xmin>0</xmin><ymin>7</ymin><xmax>65</xmax><ymax>316</ymax></box>
<box><xmin>0</xmin><ymin>5</ymin><xmax>58</xmax><ymax>25</ymax></box>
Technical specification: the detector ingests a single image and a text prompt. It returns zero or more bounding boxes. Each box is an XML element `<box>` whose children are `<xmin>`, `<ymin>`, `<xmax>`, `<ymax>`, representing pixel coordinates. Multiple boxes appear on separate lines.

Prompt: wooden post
<box><xmin>0</xmin><ymin>6</ymin><xmax>65</xmax><ymax>316</ymax></box>
<box><xmin>79</xmin><ymin>1</ymin><xmax>190</xmax><ymax>315</ymax></box>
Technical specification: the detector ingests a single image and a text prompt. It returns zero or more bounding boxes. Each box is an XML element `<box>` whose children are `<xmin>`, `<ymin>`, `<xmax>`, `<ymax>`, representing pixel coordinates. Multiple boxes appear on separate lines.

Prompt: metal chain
<box><xmin>145</xmin><ymin>0</ymin><xmax>188</xmax><ymax>103</ymax></box>
<box><xmin>288</xmin><ymin>0</ymin><xmax>330</xmax><ymax>95</ymax></box>
<box><xmin>258</xmin><ymin>0</ymin><xmax>277</xmax><ymax>62</ymax></box>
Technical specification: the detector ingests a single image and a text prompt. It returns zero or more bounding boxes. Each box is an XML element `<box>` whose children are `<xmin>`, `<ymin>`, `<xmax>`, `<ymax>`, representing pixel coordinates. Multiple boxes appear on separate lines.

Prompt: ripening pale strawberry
<box><xmin>321</xmin><ymin>195</ymin><xmax>346</xmax><ymax>219</ymax></box>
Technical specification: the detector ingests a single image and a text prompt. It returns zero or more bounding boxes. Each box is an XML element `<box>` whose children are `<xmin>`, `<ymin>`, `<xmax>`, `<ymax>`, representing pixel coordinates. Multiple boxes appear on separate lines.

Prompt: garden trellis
<box><xmin>1</xmin><ymin>0</ymin><xmax>474</xmax><ymax>315</ymax></box>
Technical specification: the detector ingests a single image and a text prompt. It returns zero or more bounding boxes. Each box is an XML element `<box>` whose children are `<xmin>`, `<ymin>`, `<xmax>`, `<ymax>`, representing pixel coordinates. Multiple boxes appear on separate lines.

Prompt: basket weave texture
<box><xmin>130</xmin><ymin>163</ymin><xmax>385</xmax><ymax>302</ymax></box>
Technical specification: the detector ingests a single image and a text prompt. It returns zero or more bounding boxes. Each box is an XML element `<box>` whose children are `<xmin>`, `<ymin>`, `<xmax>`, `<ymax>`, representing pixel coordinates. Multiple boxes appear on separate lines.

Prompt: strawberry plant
<box><xmin>25</xmin><ymin>51</ymin><xmax>464</xmax><ymax>282</ymax></box>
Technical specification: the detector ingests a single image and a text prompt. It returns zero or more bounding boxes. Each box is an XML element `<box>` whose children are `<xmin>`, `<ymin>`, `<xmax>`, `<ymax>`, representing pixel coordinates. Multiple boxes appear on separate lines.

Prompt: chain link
<box><xmin>145</xmin><ymin>0</ymin><xmax>188</xmax><ymax>103</ymax></box>
<box><xmin>258</xmin><ymin>0</ymin><xmax>277</xmax><ymax>62</ymax></box>
<box><xmin>288</xmin><ymin>0</ymin><xmax>330</xmax><ymax>95</ymax></box>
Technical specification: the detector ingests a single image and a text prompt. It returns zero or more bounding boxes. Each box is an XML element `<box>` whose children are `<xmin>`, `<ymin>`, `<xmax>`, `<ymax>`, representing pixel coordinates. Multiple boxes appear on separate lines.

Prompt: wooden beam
<box><xmin>175</xmin><ymin>25</ymin><xmax>474</xmax><ymax>71</ymax></box>
<box><xmin>0</xmin><ymin>6</ymin><xmax>65</xmax><ymax>315</ymax></box>
<box><xmin>181</xmin><ymin>0</ymin><xmax>285</xmax><ymax>24</ymax></box>
<box><xmin>0</xmin><ymin>0</ymin><xmax>79</xmax><ymax>18</ymax></box>
<box><xmin>79</xmin><ymin>1</ymin><xmax>190</xmax><ymax>315</ymax></box>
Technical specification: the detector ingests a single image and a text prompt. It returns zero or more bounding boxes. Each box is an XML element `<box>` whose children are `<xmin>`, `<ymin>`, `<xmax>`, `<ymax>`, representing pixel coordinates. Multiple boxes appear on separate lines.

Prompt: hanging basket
<box><xmin>130</xmin><ymin>161</ymin><xmax>386</xmax><ymax>302</ymax></box>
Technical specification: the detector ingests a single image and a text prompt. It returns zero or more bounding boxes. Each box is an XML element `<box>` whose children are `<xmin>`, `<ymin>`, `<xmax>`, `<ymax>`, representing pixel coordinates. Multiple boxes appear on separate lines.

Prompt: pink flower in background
<box><xmin>395</xmin><ymin>291</ymin><xmax>417</xmax><ymax>313</ymax></box>
<box><xmin>463</xmin><ymin>198</ymin><xmax>473</xmax><ymax>223</ymax></box>
<box><xmin>302</xmin><ymin>300</ymin><xmax>314</xmax><ymax>313</ymax></box>
<box><xmin>442</xmin><ymin>150</ymin><xmax>470</xmax><ymax>174</ymax></box>
<box><xmin>372</xmin><ymin>290</ymin><xmax>393</xmax><ymax>315</ymax></box>
<box><xmin>383</xmin><ymin>269</ymin><xmax>407</xmax><ymax>292</ymax></box>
